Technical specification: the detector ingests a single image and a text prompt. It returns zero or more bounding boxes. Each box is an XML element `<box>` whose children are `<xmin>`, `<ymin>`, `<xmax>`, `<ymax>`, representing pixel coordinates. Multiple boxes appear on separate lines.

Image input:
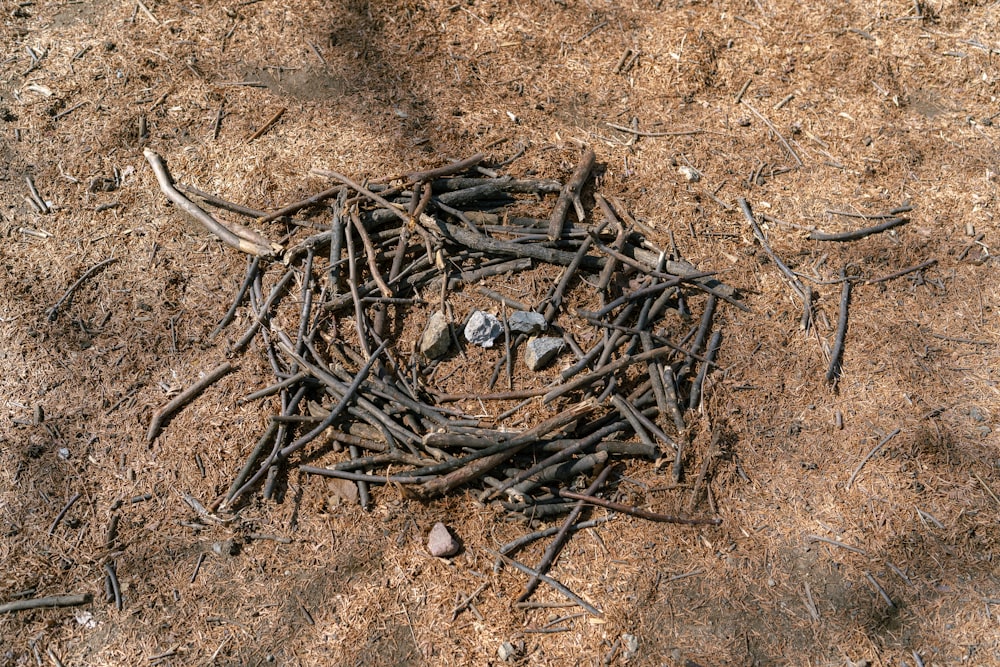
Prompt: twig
<box><xmin>827</xmin><ymin>271</ymin><xmax>852</xmax><ymax>384</ymax></box>
<box><xmin>246</xmin><ymin>107</ymin><xmax>286</xmax><ymax>143</ymax></box>
<box><xmin>211</xmin><ymin>257</ymin><xmax>260</xmax><ymax>337</ymax></box>
<box><xmin>451</xmin><ymin>581</ymin><xmax>490</xmax><ymax>621</ymax></box>
<box><xmin>805</xmin><ymin>534</ymin><xmax>867</xmax><ymax>555</ymax></box>
<box><xmin>807</xmin><ymin>217</ymin><xmax>909</xmax><ymax>242</ymax></box>
<box><xmin>485</xmin><ymin>549</ymin><xmax>603</xmax><ymax>617</ymax></box>
<box><xmin>548</xmin><ymin>148</ymin><xmax>596</xmax><ymax>240</ymax></box>
<box><xmin>738</xmin><ymin>198</ymin><xmax>808</xmax><ymax>302</ymax></box>
<box><xmin>46</xmin><ymin>258</ymin><xmax>118</xmax><ymax>321</ymax></box>
<box><xmin>0</xmin><ymin>594</ymin><xmax>92</xmax><ymax>614</ymax></box>
<box><xmin>499</xmin><ymin>518</ymin><xmax>609</xmax><ymax>555</ymax></box>
<box><xmin>518</xmin><ymin>465</ymin><xmax>614</xmax><ymax>602</ymax></box>
<box><xmin>847</xmin><ymin>428</ymin><xmax>901</xmax><ymax>489</ymax></box>
<box><xmin>47</xmin><ymin>493</ymin><xmax>81</xmax><ymax>535</ymax></box>
<box><xmin>143</xmin><ymin>149</ymin><xmax>277</xmax><ymax>257</ymax></box>
<box><xmin>866</xmin><ymin>259</ymin><xmax>936</xmax><ymax>284</ymax></box>
<box><xmin>605</xmin><ymin>122</ymin><xmax>703</xmax><ymax>137</ymax></box>
<box><xmin>405</xmin><ymin>153</ymin><xmax>484</xmax><ymax>183</ymax></box>
<box><xmin>146</xmin><ymin>362</ymin><xmax>235</xmax><ymax>443</ymax></box>
<box><xmin>258</xmin><ymin>184</ymin><xmax>342</xmax><ymax>223</ymax></box>
<box><xmin>559</xmin><ymin>490</ymin><xmax>722</xmax><ymax>525</ymax></box>
<box><xmin>104</xmin><ymin>563</ymin><xmax>123</xmax><ymax>610</ymax></box>
<box><xmin>741</xmin><ymin>101</ymin><xmax>803</xmax><ymax>166</ymax></box>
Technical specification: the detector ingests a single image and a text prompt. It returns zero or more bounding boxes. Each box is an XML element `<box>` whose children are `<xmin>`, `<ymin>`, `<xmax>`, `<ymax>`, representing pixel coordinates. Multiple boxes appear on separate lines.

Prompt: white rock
<box><xmin>678</xmin><ymin>165</ymin><xmax>701</xmax><ymax>182</ymax></box>
<box><xmin>464</xmin><ymin>311</ymin><xmax>502</xmax><ymax>348</ymax></box>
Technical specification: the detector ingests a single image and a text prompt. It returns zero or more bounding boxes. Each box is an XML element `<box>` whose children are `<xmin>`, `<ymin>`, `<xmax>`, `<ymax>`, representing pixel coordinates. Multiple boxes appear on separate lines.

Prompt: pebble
<box><xmin>508</xmin><ymin>310</ymin><xmax>546</xmax><ymax>335</ymax></box>
<box><xmin>678</xmin><ymin>165</ymin><xmax>701</xmax><ymax>182</ymax></box>
<box><xmin>524</xmin><ymin>337</ymin><xmax>564</xmax><ymax>371</ymax></box>
<box><xmin>498</xmin><ymin>640</ymin><xmax>523</xmax><ymax>661</ymax></box>
<box><xmin>464</xmin><ymin>310</ymin><xmax>502</xmax><ymax>348</ymax></box>
<box><xmin>427</xmin><ymin>522</ymin><xmax>460</xmax><ymax>558</ymax></box>
<box><xmin>419</xmin><ymin>311</ymin><xmax>451</xmax><ymax>359</ymax></box>
<box><xmin>621</xmin><ymin>634</ymin><xmax>639</xmax><ymax>661</ymax></box>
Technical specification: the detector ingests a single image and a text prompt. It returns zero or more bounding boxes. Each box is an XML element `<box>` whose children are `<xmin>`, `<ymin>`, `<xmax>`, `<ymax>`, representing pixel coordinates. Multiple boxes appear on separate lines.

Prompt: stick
<box><xmin>548</xmin><ymin>148</ymin><xmax>596</xmax><ymax>240</ymax></box>
<box><xmin>543</xmin><ymin>345</ymin><xmax>675</xmax><ymax>404</ymax></box>
<box><xmin>46</xmin><ymin>258</ymin><xmax>118</xmax><ymax>321</ymax></box>
<box><xmin>485</xmin><ymin>549</ymin><xmax>603</xmax><ymax>617</ymax></box>
<box><xmin>0</xmin><ymin>594</ymin><xmax>92</xmax><ymax>614</ymax></box>
<box><xmin>846</xmin><ymin>428</ymin><xmax>900</xmax><ymax>489</ymax></box>
<box><xmin>47</xmin><ymin>493</ymin><xmax>81</xmax><ymax>535</ymax></box>
<box><xmin>559</xmin><ymin>491</ymin><xmax>722</xmax><ymax>525</ymax></box>
<box><xmin>688</xmin><ymin>330</ymin><xmax>722</xmax><ymax>411</ymax></box>
<box><xmin>143</xmin><ymin>149</ymin><xmax>277</xmax><ymax>257</ymax></box>
<box><xmin>246</xmin><ymin>107</ymin><xmax>285</xmax><ymax>143</ymax></box>
<box><xmin>866</xmin><ymin>259</ymin><xmax>936</xmax><ymax>284</ymax></box>
<box><xmin>827</xmin><ymin>272</ymin><xmax>852</xmax><ymax>384</ymax></box>
<box><xmin>738</xmin><ymin>198</ymin><xmax>808</xmax><ymax>301</ymax></box>
<box><xmin>518</xmin><ymin>465</ymin><xmax>614</xmax><ymax>601</ymax></box>
<box><xmin>211</xmin><ymin>256</ymin><xmax>260</xmax><ymax>337</ymax></box>
<box><xmin>258</xmin><ymin>184</ymin><xmax>342</xmax><ymax>223</ymax></box>
<box><xmin>105</xmin><ymin>563</ymin><xmax>122</xmax><ymax>610</ymax></box>
<box><xmin>807</xmin><ymin>217</ymin><xmax>909</xmax><ymax>242</ymax></box>
<box><xmin>146</xmin><ymin>362</ymin><xmax>235</xmax><ymax>442</ymax></box>
<box><xmin>605</xmin><ymin>122</ymin><xmax>703</xmax><ymax>137</ymax></box>
<box><xmin>741</xmin><ymin>101</ymin><xmax>803</xmax><ymax>166</ymax></box>
<box><xmin>405</xmin><ymin>153</ymin><xmax>484</xmax><ymax>183</ymax></box>
<box><xmin>499</xmin><ymin>517</ymin><xmax>609</xmax><ymax>555</ymax></box>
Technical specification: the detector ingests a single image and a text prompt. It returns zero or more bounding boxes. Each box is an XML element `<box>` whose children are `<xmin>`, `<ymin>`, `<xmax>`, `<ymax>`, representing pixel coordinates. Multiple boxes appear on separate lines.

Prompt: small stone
<box><xmin>498</xmin><ymin>642</ymin><xmax>516</xmax><ymax>661</ymax></box>
<box><xmin>419</xmin><ymin>311</ymin><xmax>451</xmax><ymax>359</ymax></box>
<box><xmin>678</xmin><ymin>165</ymin><xmax>701</xmax><ymax>182</ymax></box>
<box><xmin>427</xmin><ymin>522</ymin><xmax>460</xmax><ymax>558</ymax></box>
<box><xmin>508</xmin><ymin>311</ymin><xmax>546</xmax><ymax>335</ymax></box>
<box><xmin>621</xmin><ymin>634</ymin><xmax>639</xmax><ymax>661</ymax></box>
<box><xmin>524</xmin><ymin>337</ymin><xmax>564</xmax><ymax>371</ymax></box>
<box><xmin>464</xmin><ymin>311</ymin><xmax>502</xmax><ymax>348</ymax></box>
<box><xmin>498</xmin><ymin>641</ymin><xmax>523</xmax><ymax>661</ymax></box>
<box><xmin>57</xmin><ymin>448</ymin><xmax>70</xmax><ymax>460</ymax></box>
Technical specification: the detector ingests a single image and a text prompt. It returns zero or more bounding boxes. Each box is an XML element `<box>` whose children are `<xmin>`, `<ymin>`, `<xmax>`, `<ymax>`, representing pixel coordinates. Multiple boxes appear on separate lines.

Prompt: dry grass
<box><xmin>2</xmin><ymin>0</ymin><xmax>999</xmax><ymax>665</ymax></box>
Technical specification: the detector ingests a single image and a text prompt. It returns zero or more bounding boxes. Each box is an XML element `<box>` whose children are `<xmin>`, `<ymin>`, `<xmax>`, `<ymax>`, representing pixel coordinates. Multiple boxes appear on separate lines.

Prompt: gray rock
<box><xmin>508</xmin><ymin>310</ymin><xmax>546</xmax><ymax>335</ymax></box>
<box><xmin>427</xmin><ymin>522</ymin><xmax>460</xmax><ymax>558</ymax></box>
<box><xmin>621</xmin><ymin>634</ymin><xmax>639</xmax><ymax>661</ymax></box>
<box><xmin>498</xmin><ymin>641</ymin><xmax>521</xmax><ymax>662</ymax></box>
<box><xmin>419</xmin><ymin>311</ymin><xmax>451</xmax><ymax>359</ymax></box>
<box><xmin>464</xmin><ymin>310</ymin><xmax>502</xmax><ymax>348</ymax></box>
<box><xmin>524</xmin><ymin>337</ymin><xmax>564</xmax><ymax>371</ymax></box>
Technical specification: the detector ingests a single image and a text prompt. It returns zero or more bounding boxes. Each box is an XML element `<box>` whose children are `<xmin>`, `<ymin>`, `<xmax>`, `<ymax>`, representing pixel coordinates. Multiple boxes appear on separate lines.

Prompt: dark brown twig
<box><xmin>486</xmin><ymin>549</ymin><xmax>603</xmax><ymax>617</ymax></box>
<box><xmin>246</xmin><ymin>107</ymin><xmax>286</xmax><ymax>143</ymax></box>
<box><xmin>559</xmin><ymin>490</ymin><xmax>722</xmax><ymax>525</ymax></box>
<box><xmin>807</xmin><ymin>217</ymin><xmax>909</xmax><ymax>242</ymax></box>
<box><xmin>46</xmin><ymin>258</ymin><xmax>118</xmax><ymax>321</ymax></box>
<box><xmin>47</xmin><ymin>493</ymin><xmax>81</xmax><ymax>536</ymax></box>
<box><xmin>146</xmin><ymin>362</ymin><xmax>235</xmax><ymax>443</ymax></box>
<box><xmin>548</xmin><ymin>148</ymin><xmax>596</xmax><ymax>240</ymax></box>
<box><xmin>827</xmin><ymin>271</ymin><xmax>852</xmax><ymax>384</ymax></box>
<box><xmin>518</xmin><ymin>465</ymin><xmax>614</xmax><ymax>601</ymax></box>
<box><xmin>866</xmin><ymin>259</ymin><xmax>936</xmax><ymax>284</ymax></box>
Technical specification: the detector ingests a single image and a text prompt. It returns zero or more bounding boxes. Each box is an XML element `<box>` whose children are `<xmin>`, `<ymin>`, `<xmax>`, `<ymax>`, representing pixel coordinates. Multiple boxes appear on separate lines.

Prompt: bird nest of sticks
<box><xmin>142</xmin><ymin>147</ymin><xmax>737</xmax><ymax>612</ymax></box>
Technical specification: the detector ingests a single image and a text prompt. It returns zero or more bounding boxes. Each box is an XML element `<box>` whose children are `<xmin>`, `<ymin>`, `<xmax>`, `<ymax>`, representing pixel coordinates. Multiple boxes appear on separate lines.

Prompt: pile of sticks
<box><xmin>144</xmin><ymin>148</ymin><xmax>737</xmax><ymax>612</ymax></box>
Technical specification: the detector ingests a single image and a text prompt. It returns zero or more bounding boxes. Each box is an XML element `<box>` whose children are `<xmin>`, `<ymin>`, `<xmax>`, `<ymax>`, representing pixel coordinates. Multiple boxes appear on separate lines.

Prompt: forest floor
<box><xmin>1</xmin><ymin>0</ymin><xmax>998</xmax><ymax>665</ymax></box>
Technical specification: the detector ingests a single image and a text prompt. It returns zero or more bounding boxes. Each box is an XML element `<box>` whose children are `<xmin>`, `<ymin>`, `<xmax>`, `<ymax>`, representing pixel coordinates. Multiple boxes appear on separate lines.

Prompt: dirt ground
<box><xmin>2</xmin><ymin>0</ymin><xmax>999</xmax><ymax>665</ymax></box>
